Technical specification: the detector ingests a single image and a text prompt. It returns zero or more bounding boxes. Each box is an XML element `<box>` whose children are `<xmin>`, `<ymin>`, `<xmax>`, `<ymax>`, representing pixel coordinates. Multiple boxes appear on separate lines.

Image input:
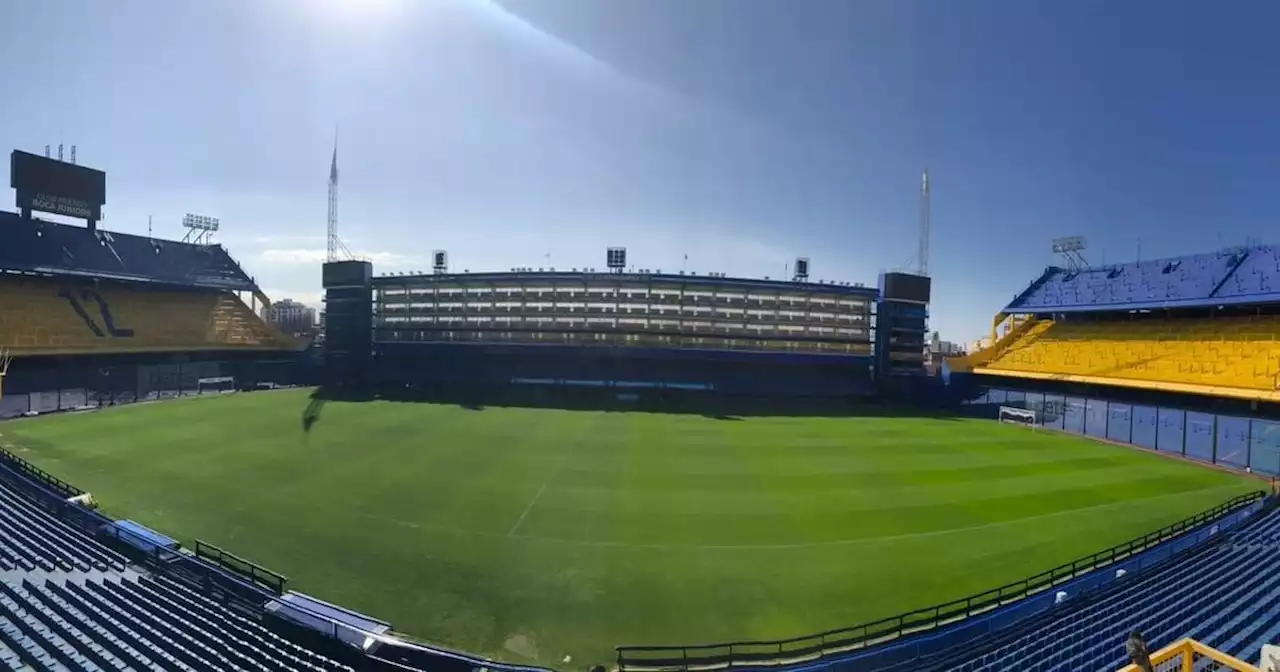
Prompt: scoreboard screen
<box><xmin>880</xmin><ymin>273</ymin><xmax>931</xmax><ymax>303</ymax></box>
<box><xmin>322</xmin><ymin>260</ymin><xmax>372</xmax><ymax>288</ymax></box>
<box><xmin>10</xmin><ymin>150</ymin><xmax>106</xmax><ymax>221</ymax></box>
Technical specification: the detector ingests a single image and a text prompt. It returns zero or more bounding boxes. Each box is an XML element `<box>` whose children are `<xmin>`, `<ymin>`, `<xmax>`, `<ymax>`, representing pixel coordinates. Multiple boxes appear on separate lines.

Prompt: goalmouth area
<box><xmin>0</xmin><ymin>388</ymin><xmax>1261</xmax><ymax>668</ymax></box>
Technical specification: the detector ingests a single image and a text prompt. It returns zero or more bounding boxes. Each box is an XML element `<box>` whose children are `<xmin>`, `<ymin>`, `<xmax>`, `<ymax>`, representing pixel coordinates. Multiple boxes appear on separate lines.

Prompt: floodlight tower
<box><xmin>606</xmin><ymin>247</ymin><xmax>627</xmax><ymax>274</ymax></box>
<box><xmin>918</xmin><ymin>168</ymin><xmax>931</xmax><ymax>277</ymax></box>
<box><xmin>182</xmin><ymin>214</ymin><xmax>220</xmax><ymax>245</ymax></box>
<box><xmin>793</xmin><ymin>257</ymin><xmax>810</xmax><ymax>282</ymax></box>
<box><xmin>323</xmin><ymin>129</ymin><xmax>356</xmax><ymax>262</ymax></box>
<box><xmin>327</xmin><ymin>133</ymin><xmax>340</xmax><ymax>263</ymax></box>
<box><xmin>1052</xmin><ymin>236</ymin><xmax>1090</xmax><ymax>271</ymax></box>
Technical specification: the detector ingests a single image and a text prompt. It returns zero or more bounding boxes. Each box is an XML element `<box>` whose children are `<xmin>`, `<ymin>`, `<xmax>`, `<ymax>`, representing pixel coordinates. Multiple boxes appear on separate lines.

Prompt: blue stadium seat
<box><xmin>0</xmin><ymin>641</ymin><xmax>24</xmax><ymax>670</ymax></box>
<box><xmin>85</xmin><ymin>579</ymin><xmax>271</xmax><ymax>672</ymax></box>
<box><xmin>933</xmin><ymin>508</ymin><xmax>1280</xmax><ymax>672</ymax></box>
<box><xmin>0</xmin><ymin>581</ymin><xmax>129</xmax><ymax>671</ymax></box>
<box><xmin>0</xmin><ymin>572</ymin><xmax>360</xmax><ymax>672</ymax></box>
<box><xmin>25</xmin><ymin>579</ymin><xmax>166</xmax><ymax>672</ymax></box>
<box><xmin>0</xmin><ymin>483</ymin><xmax>127</xmax><ymax>572</ymax></box>
<box><xmin>57</xmin><ymin>579</ymin><xmax>218</xmax><ymax>671</ymax></box>
<box><xmin>1006</xmin><ymin>247</ymin><xmax>1274</xmax><ymax>311</ymax></box>
<box><xmin>1215</xmin><ymin>246</ymin><xmax>1280</xmax><ymax>299</ymax></box>
<box><xmin>127</xmin><ymin>577</ymin><xmax>348</xmax><ymax>671</ymax></box>
<box><xmin>0</xmin><ymin>582</ymin><xmax>111</xmax><ymax>671</ymax></box>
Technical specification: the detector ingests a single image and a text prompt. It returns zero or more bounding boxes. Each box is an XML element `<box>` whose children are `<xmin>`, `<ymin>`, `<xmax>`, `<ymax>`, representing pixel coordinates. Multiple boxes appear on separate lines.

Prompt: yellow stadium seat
<box><xmin>974</xmin><ymin>317</ymin><xmax>1280</xmax><ymax>400</ymax></box>
<box><xmin>0</xmin><ymin>278</ymin><xmax>299</xmax><ymax>357</ymax></box>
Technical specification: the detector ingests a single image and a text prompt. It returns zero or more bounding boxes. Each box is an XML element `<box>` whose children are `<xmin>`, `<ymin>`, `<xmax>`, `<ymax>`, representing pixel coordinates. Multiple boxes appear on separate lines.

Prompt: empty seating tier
<box><xmin>0</xmin><ymin>476</ymin><xmax>353</xmax><ymax>671</ymax></box>
<box><xmin>0</xmin><ymin>483</ymin><xmax>126</xmax><ymax>574</ymax></box>
<box><xmin>0</xmin><ymin>212</ymin><xmax>256</xmax><ymax>292</ymax></box>
<box><xmin>0</xmin><ymin>278</ymin><xmax>296</xmax><ymax>356</ymax></box>
<box><xmin>975</xmin><ymin>317</ymin><xmax>1280</xmax><ymax>400</ymax></box>
<box><xmin>1006</xmin><ymin>247</ymin><xmax>1277</xmax><ymax>311</ymax></box>
<box><xmin>0</xmin><ymin>576</ymin><xmax>354</xmax><ymax>672</ymax></box>
<box><xmin>933</xmin><ymin>507</ymin><xmax>1280</xmax><ymax>671</ymax></box>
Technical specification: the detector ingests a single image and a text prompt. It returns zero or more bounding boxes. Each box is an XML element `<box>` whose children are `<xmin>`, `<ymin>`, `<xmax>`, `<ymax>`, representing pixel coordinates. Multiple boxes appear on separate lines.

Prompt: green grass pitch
<box><xmin>0</xmin><ymin>389</ymin><xmax>1259</xmax><ymax>667</ymax></box>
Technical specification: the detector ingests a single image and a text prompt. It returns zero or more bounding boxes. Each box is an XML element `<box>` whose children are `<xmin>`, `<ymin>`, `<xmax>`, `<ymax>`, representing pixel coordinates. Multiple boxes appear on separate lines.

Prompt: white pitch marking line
<box><xmin>369</xmin><ymin>484</ymin><xmax>1245</xmax><ymax>551</ymax></box>
<box><xmin>507</xmin><ymin>446</ymin><xmax>576</xmax><ymax>537</ymax></box>
<box><xmin>507</xmin><ymin>481</ymin><xmax>552</xmax><ymax>537</ymax></box>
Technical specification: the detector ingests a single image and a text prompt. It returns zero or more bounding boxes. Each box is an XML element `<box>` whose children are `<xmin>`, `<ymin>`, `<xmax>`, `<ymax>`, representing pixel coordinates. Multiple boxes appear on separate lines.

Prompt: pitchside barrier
<box><xmin>965</xmin><ymin>388</ymin><xmax>1280</xmax><ymax>477</ymax></box>
<box><xmin>0</xmin><ymin>360</ymin><xmax>305</xmax><ymax>419</ymax></box>
<box><xmin>615</xmin><ymin>491</ymin><xmax>1270</xmax><ymax>670</ymax></box>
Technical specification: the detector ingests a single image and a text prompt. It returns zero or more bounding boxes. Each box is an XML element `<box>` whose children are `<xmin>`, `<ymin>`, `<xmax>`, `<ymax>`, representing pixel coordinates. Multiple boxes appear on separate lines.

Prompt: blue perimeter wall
<box><xmin>965</xmin><ymin>388</ymin><xmax>1280</xmax><ymax>477</ymax></box>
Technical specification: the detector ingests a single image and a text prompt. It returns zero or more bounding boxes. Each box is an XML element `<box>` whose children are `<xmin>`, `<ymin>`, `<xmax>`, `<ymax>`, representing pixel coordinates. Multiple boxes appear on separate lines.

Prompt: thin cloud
<box><xmin>257</xmin><ymin>247</ymin><xmax>421</xmax><ymax>266</ymax></box>
<box><xmin>241</xmin><ymin>234</ymin><xmax>328</xmax><ymax>246</ymax></box>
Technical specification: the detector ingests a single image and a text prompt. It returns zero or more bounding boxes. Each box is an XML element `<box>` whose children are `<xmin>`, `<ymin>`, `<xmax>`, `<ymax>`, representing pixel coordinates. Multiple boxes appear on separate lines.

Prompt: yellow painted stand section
<box><xmin>972</xmin><ymin>367</ymin><xmax>1280</xmax><ymax>403</ymax></box>
<box><xmin>945</xmin><ymin>314</ymin><xmax>1040</xmax><ymax>373</ymax></box>
<box><xmin>970</xmin><ymin>315</ymin><xmax>1280</xmax><ymax>401</ymax></box>
<box><xmin>0</xmin><ymin>279</ymin><xmax>301</xmax><ymax>357</ymax></box>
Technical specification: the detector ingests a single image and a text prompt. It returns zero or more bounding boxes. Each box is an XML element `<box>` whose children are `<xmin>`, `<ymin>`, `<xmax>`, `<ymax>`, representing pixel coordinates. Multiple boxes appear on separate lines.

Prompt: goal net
<box><xmin>0</xmin><ymin>348</ymin><xmax>10</xmax><ymax>402</ymax></box>
<box><xmin>196</xmin><ymin>376</ymin><xmax>236</xmax><ymax>395</ymax></box>
<box><xmin>999</xmin><ymin>406</ymin><xmax>1040</xmax><ymax>429</ymax></box>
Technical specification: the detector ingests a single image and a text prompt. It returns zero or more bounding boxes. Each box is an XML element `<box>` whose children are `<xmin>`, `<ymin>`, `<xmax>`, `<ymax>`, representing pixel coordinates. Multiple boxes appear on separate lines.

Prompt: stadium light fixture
<box><xmin>183</xmin><ymin>214</ymin><xmax>220</xmax><ymax>232</ymax></box>
<box><xmin>1052</xmin><ymin>236</ymin><xmax>1090</xmax><ymax>270</ymax></box>
<box><xmin>181</xmin><ymin>213</ymin><xmax>220</xmax><ymax>245</ymax></box>
<box><xmin>794</xmin><ymin>257</ymin><xmax>810</xmax><ymax>282</ymax></box>
<box><xmin>606</xmin><ymin>247</ymin><xmax>627</xmax><ymax>273</ymax></box>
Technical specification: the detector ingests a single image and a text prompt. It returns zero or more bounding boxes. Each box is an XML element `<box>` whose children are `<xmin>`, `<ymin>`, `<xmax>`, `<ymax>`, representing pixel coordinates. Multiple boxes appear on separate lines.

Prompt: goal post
<box><xmin>0</xmin><ymin>348</ymin><xmax>10</xmax><ymax>402</ymax></box>
<box><xmin>999</xmin><ymin>405</ymin><xmax>1040</xmax><ymax>429</ymax></box>
<box><xmin>196</xmin><ymin>376</ymin><xmax>236</xmax><ymax>395</ymax></box>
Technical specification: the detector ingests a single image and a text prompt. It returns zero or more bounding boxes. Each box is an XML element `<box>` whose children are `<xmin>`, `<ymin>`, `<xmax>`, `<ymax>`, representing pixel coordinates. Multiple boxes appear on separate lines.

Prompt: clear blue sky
<box><xmin>1</xmin><ymin>0</ymin><xmax>1277</xmax><ymax>342</ymax></box>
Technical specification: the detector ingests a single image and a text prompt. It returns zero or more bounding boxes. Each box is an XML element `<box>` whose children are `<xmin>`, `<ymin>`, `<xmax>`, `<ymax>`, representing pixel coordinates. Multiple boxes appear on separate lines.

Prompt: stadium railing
<box><xmin>614</xmin><ymin>490</ymin><xmax>1267</xmax><ymax>671</ymax></box>
<box><xmin>0</xmin><ymin>444</ymin><xmax>84</xmax><ymax>499</ymax></box>
<box><xmin>194</xmin><ymin>539</ymin><xmax>288</xmax><ymax>595</ymax></box>
<box><xmin>1116</xmin><ymin>638</ymin><xmax>1261</xmax><ymax>672</ymax></box>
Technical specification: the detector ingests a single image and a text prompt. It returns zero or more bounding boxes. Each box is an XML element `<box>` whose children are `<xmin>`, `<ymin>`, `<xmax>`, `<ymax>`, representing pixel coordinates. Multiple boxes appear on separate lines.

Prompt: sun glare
<box><xmin>311</xmin><ymin>0</ymin><xmax>408</xmax><ymax>25</ymax></box>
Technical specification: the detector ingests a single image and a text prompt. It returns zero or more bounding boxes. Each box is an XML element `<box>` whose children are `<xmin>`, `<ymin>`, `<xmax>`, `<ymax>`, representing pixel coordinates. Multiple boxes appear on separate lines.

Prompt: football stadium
<box><xmin>0</xmin><ymin>145</ymin><xmax>1278</xmax><ymax>672</ymax></box>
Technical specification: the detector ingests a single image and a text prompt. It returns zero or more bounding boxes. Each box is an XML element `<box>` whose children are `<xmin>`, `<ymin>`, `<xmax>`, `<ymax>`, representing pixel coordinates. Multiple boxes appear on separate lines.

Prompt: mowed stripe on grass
<box><xmin>0</xmin><ymin>389</ymin><xmax>1258</xmax><ymax>668</ymax></box>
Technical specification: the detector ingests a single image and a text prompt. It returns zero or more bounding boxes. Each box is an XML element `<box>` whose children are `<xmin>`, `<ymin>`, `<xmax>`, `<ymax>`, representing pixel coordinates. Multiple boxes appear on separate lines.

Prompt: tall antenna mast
<box><xmin>327</xmin><ymin>127</ymin><xmax>340</xmax><ymax>263</ymax></box>
<box><xmin>918</xmin><ymin>168</ymin><xmax>931</xmax><ymax>277</ymax></box>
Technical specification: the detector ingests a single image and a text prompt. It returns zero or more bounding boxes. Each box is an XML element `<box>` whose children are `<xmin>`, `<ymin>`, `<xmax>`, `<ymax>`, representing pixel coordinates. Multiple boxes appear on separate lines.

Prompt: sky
<box><xmin>1</xmin><ymin>0</ymin><xmax>1278</xmax><ymax>342</ymax></box>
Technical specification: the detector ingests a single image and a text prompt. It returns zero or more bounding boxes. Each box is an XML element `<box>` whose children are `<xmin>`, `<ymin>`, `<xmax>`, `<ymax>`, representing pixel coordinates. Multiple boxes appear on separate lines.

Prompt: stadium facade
<box><xmin>322</xmin><ymin>258</ymin><xmax>933</xmax><ymax>397</ymax></box>
<box><xmin>0</xmin><ymin>149</ymin><xmax>307</xmax><ymax>418</ymax></box>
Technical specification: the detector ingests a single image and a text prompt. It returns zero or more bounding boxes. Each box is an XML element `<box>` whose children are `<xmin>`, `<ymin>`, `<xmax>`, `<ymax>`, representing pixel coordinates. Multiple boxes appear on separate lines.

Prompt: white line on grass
<box><xmin>368</xmin><ymin>484</ymin><xmax>1247</xmax><ymax>551</ymax></box>
<box><xmin>506</xmin><ymin>442</ymin><xmax>578</xmax><ymax>537</ymax></box>
<box><xmin>507</xmin><ymin>481</ymin><xmax>552</xmax><ymax>536</ymax></box>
